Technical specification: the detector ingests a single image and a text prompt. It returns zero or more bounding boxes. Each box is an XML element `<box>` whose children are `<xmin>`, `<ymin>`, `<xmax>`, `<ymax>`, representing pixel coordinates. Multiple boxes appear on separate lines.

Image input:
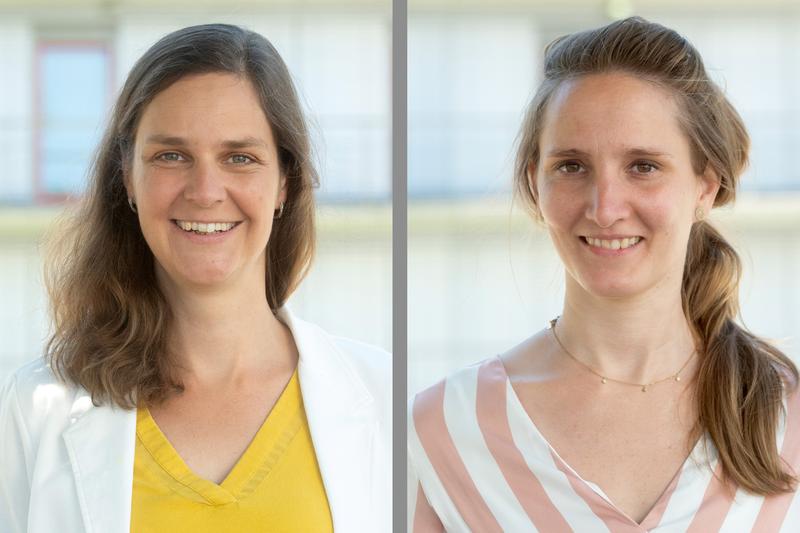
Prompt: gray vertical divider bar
<box><xmin>392</xmin><ymin>0</ymin><xmax>407</xmax><ymax>530</ymax></box>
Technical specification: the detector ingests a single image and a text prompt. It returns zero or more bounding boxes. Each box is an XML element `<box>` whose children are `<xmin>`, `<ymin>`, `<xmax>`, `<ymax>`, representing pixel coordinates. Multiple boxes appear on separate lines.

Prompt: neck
<box><xmin>157</xmin><ymin>270</ymin><xmax>295</xmax><ymax>388</ymax></box>
<box><xmin>556</xmin><ymin>275</ymin><xmax>697</xmax><ymax>384</ymax></box>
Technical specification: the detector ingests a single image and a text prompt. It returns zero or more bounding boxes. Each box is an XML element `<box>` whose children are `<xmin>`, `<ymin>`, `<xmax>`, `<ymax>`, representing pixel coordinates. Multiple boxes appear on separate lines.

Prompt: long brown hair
<box><xmin>514</xmin><ymin>17</ymin><xmax>798</xmax><ymax>495</ymax></box>
<box><xmin>45</xmin><ymin>24</ymin><xmax>317</xmax><ymax>409</ymax></box>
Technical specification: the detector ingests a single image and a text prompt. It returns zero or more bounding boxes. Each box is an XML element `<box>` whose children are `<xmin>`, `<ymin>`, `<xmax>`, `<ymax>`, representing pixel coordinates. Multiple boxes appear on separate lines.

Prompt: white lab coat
<box><xmin>0</xmin><ymin>309</ymin><xmax>391</xmax><ymax>532</ymax></box>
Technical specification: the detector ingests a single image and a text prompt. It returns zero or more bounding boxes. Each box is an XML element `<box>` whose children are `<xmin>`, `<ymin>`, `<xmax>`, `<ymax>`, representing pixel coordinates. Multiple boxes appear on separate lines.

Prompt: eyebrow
<box><xmin>544</xmin><ymin>147</ymin><xmax>673</xmax><ymax>159</ymax></box>
<box><xmin>144</xmin><ymin>134</ymin><xmax>269</xmax><ymax>150</ymax></box>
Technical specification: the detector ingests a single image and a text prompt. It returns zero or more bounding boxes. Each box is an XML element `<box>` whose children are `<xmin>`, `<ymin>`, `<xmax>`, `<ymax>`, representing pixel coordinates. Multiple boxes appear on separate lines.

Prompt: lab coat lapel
<box><xmin>63</xmin><ymin>394</ymin><xmax>136</xmax><ymax>533</ymax></box>
<box><xmin>282</xmin><ymin>310</ymin><xmax>379</xmax><ymax>532</ymax></box>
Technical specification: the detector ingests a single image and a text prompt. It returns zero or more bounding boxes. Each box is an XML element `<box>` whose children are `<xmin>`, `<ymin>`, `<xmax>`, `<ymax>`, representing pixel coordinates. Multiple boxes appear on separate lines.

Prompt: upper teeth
<box><xmin>176</xmin><ymin>221</ymin><xmax>236</xmax><ymax>233</ymax></box>
<box><xmin>585</xmin><ymin>236</ymin><xmax>641</xmax><ymax>250</ymax></box>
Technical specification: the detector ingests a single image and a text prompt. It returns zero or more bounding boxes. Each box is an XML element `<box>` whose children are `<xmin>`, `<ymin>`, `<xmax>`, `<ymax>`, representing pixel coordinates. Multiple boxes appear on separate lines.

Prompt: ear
<box><xmin>526</xmin><ymin>160</ymin><xmax>539</xmax><ymax>203</ymax></box>
<box><xmin>697</xmin><ymin>164</ymin><xmax>720</xmax><ymax>213</ymax></box>
<box><xmin>277</xmin><ymin>173</ymin><xmax>288</xmax><ymax>205</ymax></box>
<box><xmin>122</xmin><ymin>173</ymin><xmax>133</xmax><ymax>204</ymax></box>
<box><xmin>121</xmin><ymin>153</ymin><xmax>134</xmax><ymax>199</ymax></box>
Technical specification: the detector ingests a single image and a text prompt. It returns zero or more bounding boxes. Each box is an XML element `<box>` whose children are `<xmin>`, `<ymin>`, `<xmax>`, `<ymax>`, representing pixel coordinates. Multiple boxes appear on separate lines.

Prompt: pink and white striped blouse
<box><xmin>408</xmin><ymin>356</ymin><xmax>800</xmax><ymax>532</ymax></box>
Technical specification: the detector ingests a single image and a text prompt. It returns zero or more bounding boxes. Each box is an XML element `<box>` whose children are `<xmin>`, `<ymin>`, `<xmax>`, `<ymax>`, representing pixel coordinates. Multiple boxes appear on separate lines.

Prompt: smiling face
<box><xmin>125</xmin><ymin>72</ymin><xmax>286</xmax><ymax>293</ymax></box>
<box><xmin>532</xmin><ymin>72</ymin><xmax>719</xmax><ymax>300</ymax></box>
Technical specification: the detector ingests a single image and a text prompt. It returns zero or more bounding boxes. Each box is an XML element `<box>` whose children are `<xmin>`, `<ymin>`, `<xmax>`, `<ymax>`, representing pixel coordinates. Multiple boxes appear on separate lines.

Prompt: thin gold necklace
<box><xmin>548</xmin><ymin>317</ymin><xmax>696</xmax><ymax>392</ymax></box>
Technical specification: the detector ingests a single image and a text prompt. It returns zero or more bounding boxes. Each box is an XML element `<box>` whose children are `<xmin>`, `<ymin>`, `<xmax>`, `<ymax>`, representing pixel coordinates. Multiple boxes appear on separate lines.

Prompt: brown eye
<box><xmin>557</xmin><ymin>161</ymin><xmax>583</xmax><ymax>174</ymax></box>
<box><xmin>632</xmin><ymin>161</ymin><xmax>657</xmax><ymax>174</ymax></box>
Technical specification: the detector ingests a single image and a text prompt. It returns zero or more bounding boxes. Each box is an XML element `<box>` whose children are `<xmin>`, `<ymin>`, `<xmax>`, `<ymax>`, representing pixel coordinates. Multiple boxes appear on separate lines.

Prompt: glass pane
<box><xmin>40</xmin><ymin>46</ymin><xmax>107</xmax><ymax>196</ymax></box>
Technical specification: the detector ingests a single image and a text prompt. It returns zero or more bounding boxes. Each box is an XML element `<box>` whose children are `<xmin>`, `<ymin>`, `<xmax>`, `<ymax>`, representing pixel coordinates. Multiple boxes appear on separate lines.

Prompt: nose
<box><xmin>584</xmin><ymin>171</ymin><xmax>631</xmax><ymax>228</ymax></box>
<box><xmin>183</xmin><ymin>158</ymin><xmax>226</xmax><ymax>207</ymax></box>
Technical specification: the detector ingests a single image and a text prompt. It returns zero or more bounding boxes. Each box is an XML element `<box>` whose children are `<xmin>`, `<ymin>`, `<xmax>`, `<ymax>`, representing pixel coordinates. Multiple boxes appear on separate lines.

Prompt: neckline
<box><xmin>493</xmin><ymin>355</ymin><xmax>711</xmax><ymax>529</ymax></box>
<box><xmin>135</xmin><ymin>367</ymin><xmax>302</xmax><ymax>505</ymax></box>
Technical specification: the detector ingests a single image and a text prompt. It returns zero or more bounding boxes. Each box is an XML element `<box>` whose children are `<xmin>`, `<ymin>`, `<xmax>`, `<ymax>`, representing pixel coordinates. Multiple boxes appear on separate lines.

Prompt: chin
<box><xmin>574</xmin><ymin>272</ymin><xmax>647</xmax><ymax>300</ymax></box>
<box><xmin>176</xmin><ymin>264</ymin><xmax>238</xmax><ymax>288</ymax></box>
<box><xmin>587</xmin><ymin>285</ymin><xmax>642</xmax><ymax>300</ymax></box>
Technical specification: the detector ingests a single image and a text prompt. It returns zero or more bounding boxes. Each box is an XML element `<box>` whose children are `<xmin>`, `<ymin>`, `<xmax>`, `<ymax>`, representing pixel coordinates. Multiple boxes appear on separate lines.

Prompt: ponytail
<box><xmin>685</xmin><ymin>222</ymin><xmax>798</xmax><ymax>494</ymax></box>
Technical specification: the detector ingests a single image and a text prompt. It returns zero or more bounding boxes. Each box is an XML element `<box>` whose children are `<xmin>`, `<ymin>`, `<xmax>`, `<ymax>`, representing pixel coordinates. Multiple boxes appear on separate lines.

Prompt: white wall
<box><xmin>0</xmin><ymin>238</ymin><xmax>48</xmax><ymax>380</ymax></box>
<box><xmin>654</xmin><ymin>16</ymin><xmax>800</xmax><ymax>192</ymax></box>
<box><xmin>409</xmin><ymin>15</ymin><xmax>537</xmax><ymax>196</ymax></box>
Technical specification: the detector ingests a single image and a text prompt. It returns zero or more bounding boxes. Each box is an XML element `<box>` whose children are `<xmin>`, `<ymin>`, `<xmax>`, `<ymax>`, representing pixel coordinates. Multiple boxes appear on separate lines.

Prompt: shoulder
<box><xmin>329</xmin><ymin>336</ymin><xmax>391</xmax><ymax>426</ymax></box>
<box><xmin>4</xmin><ymin>357</ymin><xmax>59</xmax><ymax>390</ymax></box>
<box><xmin>2</xmin><ymin>357</ymin><xmax>79</xmax><ymax>414</ymax></box>
<box><xmin>280</xmin><ymin>308</ymin><xmax>391</xmax><ymax>404</ymax></box>
<box><xmin>409</xmin><ymin>357</ymin><xmax>504</xmax><ymax>430</ymax></box>
<box><xmin>330</xmin><ymin>335</ymin><xmax>391</xmax><ymax>386</ymax></box>
<box><xmin>287</xmin><ymin>312</ymin><xmax>390</xmax><ymax>378</ymax></box>
<box><xmin>0</xmin><ymin>357</ymin><xmax>86</xmax><ymax>444</ymax></box>
<box><xmin>407</xmin><ymin>357</ymin><xmax>507</xmax><ymax>495</ymax></box>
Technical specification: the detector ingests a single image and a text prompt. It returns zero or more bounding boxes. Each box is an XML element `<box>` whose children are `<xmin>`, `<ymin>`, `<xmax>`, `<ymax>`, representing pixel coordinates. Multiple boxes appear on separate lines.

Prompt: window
<box><xmin>36</xmin><ymin>42</ymin><xmax>110</xmax><ymax>200</ymax></box>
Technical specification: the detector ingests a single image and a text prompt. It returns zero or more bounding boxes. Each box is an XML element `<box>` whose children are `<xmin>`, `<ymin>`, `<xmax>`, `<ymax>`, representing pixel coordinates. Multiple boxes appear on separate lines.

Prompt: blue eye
<box><xmin>228</xmin><ymin>154</ymin><xmax>255</xmax><ymax>165</ymax></box>
<box><xmin>155</xmin><ymin>152</ymin><xmax>184</xmax><ymax>162</ymax></box>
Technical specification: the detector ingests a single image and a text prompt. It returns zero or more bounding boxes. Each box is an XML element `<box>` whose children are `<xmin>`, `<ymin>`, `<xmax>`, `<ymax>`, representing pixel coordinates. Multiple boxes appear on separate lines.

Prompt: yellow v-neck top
<box><xmin>129</xmin><ymin>370</ymin><xmax>333</xmax><ymax>532</ymax></box>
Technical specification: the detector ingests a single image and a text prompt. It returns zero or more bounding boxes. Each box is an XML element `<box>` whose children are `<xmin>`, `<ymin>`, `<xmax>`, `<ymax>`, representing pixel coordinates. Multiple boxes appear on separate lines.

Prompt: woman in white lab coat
<box><xmin>0</xmin><ymin>23</ymin><xmax>390</xmax><ymax>533</ymax></box>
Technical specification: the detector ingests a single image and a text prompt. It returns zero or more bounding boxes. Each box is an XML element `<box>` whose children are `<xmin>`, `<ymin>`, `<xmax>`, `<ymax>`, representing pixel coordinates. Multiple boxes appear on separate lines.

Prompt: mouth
<box><xmin>172</xmin><ymin>219</ymin><xmax>242</xmax><ymax>235</ymax></box>
<box><xmin>580</xmin><ymin>235</ymin><xmax>643</xmax><ymax>251</ymax></box>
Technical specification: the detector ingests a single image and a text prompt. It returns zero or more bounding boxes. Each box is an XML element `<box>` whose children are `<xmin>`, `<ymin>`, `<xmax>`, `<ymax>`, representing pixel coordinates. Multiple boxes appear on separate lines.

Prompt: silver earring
<box><xmin>694</xmin><ymin>206</ymin><xmax>705</xmax><ymax>221</ymax></box>
<box><xmin>274</xmin><ymin>201</ymin><xmax>285</xmax><ymax>220</ymax></box>
<box><xmin>128</xmin><ymin>197</ymin><xmax>137</xmax><ymax>213</ymax></box>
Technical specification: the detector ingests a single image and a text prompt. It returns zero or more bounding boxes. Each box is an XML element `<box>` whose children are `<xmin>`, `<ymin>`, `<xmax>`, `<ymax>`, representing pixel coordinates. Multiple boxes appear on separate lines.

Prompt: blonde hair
<box><xmin>514</xmin><ymin>17</ymin><xmax>798</xmax><ymax>495</ymax></box>
<box><xmin>46</xmin><ymin>24</ymin><xmax>317</xmax><ymax>409</ymax></box>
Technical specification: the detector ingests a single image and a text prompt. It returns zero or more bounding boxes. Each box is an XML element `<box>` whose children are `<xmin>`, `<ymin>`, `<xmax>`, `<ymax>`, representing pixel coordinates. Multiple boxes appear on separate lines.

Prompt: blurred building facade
<box><xmin>408</xmin><ymin>0</ymin><xmax>800</xmax><ymax>394</ymax></box>
<box><xmin>2</xmin><ymin>0</ymin><xmax>799</xmax><ymax>392</ymax></box>
<box><xmin>0</xmin><ymin>0</ymin><xmax>392</xmax><ymax>381</ymax></box>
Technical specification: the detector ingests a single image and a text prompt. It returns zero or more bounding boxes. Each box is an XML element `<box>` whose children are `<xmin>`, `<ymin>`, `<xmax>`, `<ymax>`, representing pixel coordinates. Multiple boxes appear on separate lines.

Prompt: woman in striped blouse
<box><xmin>409</xmin><ymin>17</ymin><xmax>800</xmax><ymax>532</ymax></box>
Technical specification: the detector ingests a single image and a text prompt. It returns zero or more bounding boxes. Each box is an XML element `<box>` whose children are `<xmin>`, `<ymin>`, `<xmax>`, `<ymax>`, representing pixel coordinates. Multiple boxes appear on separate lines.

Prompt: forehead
<box><xmin>540</xmin><ymin>72</ymin><xmax>689</xmax><ymax>156</ymax></box>
<box><xmin>135</xmin><ymin>72</ymin><xmax>273</xmax><ymax>144</ymax></box>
